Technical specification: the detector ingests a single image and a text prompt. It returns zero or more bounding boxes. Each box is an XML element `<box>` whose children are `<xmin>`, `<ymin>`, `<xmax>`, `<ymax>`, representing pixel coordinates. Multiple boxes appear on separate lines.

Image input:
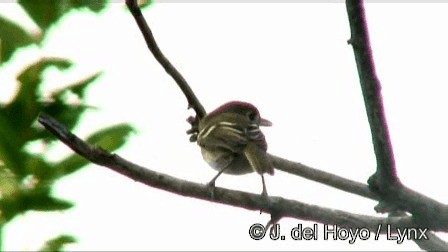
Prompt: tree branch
<box><xmin>125</xmin><ymin>0</ymin><xmax>206</xmax><ymax>119</ymax></box>
<box><xmin>271</xmin><ymin>153</ymin><xmax>448</xmax><ymax>233</ymax></box>
<box><xmin>346</xmin><ymin>2</ymin><xmax>448</xmax><ymax>247</ymax></box>
<box><xmin>414</xmin><ymin>231</ymin><xmax>448</xmax><ymax>251</ymax></box>
<box><xmin>269</xmin><ymin>154</ymin><xmax>378</xmax><ymax>201</ymax></box>
<box><xmin>38</xmin><ymin>113</ymin><xmax>446</xmax><ymax>236</ymax></box>
<box><xmin>346</xmin><ymin>0</ymin><xmax>398</xmax><ymax>190</ymax></box>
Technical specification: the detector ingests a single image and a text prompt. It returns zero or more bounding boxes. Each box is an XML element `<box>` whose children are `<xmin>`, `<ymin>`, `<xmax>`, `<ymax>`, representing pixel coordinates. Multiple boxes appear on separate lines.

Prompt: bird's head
<box><xmin>208</xmin><ymin>101</ymin><xmax>272</xmax><ymax>127</ymax></box>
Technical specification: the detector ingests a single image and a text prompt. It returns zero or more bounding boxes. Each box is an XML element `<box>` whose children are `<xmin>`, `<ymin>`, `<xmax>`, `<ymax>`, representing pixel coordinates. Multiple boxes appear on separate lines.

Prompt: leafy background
<box><xmin>0</xmin><ymin>1</ymin><xmax>152</xmax><ymax>250</ymax></box>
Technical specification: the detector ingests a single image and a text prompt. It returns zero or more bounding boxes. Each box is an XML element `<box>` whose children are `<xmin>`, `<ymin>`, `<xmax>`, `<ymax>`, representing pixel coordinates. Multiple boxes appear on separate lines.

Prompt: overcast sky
<box><xmin>1</xmin><ymin>2</ymin><xmax>448</xmax><ymax>251</ymax></box>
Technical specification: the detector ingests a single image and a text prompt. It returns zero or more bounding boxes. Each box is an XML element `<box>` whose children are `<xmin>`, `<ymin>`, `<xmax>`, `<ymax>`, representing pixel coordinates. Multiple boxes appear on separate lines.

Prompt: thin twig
<box><xmin>125</xmin><ymin>0</ymin><xmax>206</xmax><ymax>119</ymax></box>
<box><xmin>38</xmin><ymin>113</ymin><xmax>445</xmax><ymax>235</ymax></box>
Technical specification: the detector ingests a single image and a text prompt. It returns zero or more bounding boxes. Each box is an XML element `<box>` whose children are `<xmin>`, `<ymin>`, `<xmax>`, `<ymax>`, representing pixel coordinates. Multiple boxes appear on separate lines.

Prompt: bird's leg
<box><xmin>261</xmin><ymin>174</ymin><xmax>268</xmax><ymax>198</ymax></box>
<box><xmin>207</xmin><ymin>166</ymin><xmax>229</xmax><ymax>199</ymax></box>
<box><xmin>260</xmin><ymin>174</ymin><xmax>270</xmax><ymax>214</ymax></box>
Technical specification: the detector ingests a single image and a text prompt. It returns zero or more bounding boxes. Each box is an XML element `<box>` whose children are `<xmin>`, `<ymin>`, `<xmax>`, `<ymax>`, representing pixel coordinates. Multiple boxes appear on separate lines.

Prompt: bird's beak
<box><xmin>260</xmin><ymin>118</ymin><xmax>272</xmax><ymax>127</ymax></box>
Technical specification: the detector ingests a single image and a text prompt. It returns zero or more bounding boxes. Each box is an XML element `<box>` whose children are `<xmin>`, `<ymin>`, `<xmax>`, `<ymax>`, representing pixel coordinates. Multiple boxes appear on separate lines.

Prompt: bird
<box><xmin>194</xmin><ymin>101</ymin><xmax>274</xmax><ymax>198</ymax></box>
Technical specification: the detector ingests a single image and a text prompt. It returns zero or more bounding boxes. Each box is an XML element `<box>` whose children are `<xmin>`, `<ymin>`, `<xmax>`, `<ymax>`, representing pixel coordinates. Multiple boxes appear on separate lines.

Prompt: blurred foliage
<box><xmin>0</xmin><ymin>1</ymin><xmax>142</xmax><ymax>251</ymax></box>
<box><xmin>39</xmin><ymin>234</ymin><xmax>77</xmax><ymax>252</ymax></box>
<box><xmin>0</xmin><ymin>15</ymin><xmax>38</xmax><ymax>64</ymax></box>
<box><xmin>137</xmin><ymin>0</ymin><xmax>155</xmax><ymax>9</ymax></box>
<box><xmin>18</xmin><ymin>0</ymin><xmax>107</xmax><ymax>32</ymax></box>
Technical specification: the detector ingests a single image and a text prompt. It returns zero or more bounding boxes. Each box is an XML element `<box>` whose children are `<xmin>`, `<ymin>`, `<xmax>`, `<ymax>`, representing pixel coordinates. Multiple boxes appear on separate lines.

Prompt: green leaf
<box><xmin>0</xmin><ymin>196</ymin><xmax>21</xmax><ymax>222</ymax></box>
<box><xmin>55</xmin><ymin>123</ymin><xmax>135</xmax><ymax>177</ymax></box>
<box><xmin>81</xmin><ymin>0</ymin><xmax>107</xmax><ymax>12</ymax></box>
<box><xmin>25</xmin><ymin>154</ymin><xmax>55</xmax><ymax>181</ymax></box>
<box><xmin>4</xmin><ymin>58</ymin><xmax>72</xmax><ymax>146</ymax></box>
<box><xmin>0</xmin><ymin>168</ymin><xmax>19</xmax><ymax>198</ymax></box>
<box><xmin>0</xmin><ymin>111</ymin><xmax>26</xmax><ymax>176</ymax></box>
<box><xmin>54</xmin><ymin>154</ymin><xmax>88</xmax><ymax>178</ymax></box>
<box><xmin>18</xmin><ymin>0</ymin><xmax>108</xmax><ymax>32</ymax></box>
<box><xmin>0</xmin><ymin>15</ymin><xmax>37</xmax><ymax>64</ymax></box>
<box><xmin>23</xmin><ymin>193</ymin><xmax>74</xmax><ymax>212</ymax></box>
<box><xmin>85</xmin><ymin>123</ymin><xmax>136</xmax><ymax>151</ymax></box>
<box><xmin>0</xmin><ymin>188</ymin><xmax>73</xmax><ymax>222</ymax></box>
<box><xmin>17</xmin><ymin>58</ymin><xmax>71</xmax><ymax>84</ymax></box>
<box><xmin>39</xmin><ymin>234</ymin><xmax>77</xmax><ymax>252</ymax></box>
<box><xmin>52</xmin><ymin>72</ymin><xmax>102</xmax><ymax>101</ymax></box>
<box><xmin>139</xmin><ymin>0</ymin><xmax>155</xmax><ymax>9</ymax></box>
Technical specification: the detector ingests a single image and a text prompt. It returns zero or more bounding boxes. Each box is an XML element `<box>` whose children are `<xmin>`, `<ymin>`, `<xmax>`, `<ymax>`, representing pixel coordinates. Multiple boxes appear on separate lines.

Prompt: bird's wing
<box><xmin>244</xmin><ymin>141</ymin><xmax>274</xmax><ymax>175</ymax></box>
<box><xmin>198</xmin><ymin>121</ymin><xmax>247</xmax><ymax>151</ymax></box>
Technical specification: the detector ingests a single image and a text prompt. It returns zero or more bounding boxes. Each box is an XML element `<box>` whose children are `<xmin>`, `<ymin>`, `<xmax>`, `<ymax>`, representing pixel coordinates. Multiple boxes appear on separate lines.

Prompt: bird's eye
<box><xmin>247</xmin><ymin>111</ymin><xmax>257</xmax><ymax>121</ymax></box>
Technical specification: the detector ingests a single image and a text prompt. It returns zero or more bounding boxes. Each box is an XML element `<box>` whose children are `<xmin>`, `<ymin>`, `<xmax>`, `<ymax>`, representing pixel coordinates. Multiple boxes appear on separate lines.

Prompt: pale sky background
<box><xmin>1</xmin><ymin>2</ymin><xmax>448</xmax><ymax>251</ymax></box>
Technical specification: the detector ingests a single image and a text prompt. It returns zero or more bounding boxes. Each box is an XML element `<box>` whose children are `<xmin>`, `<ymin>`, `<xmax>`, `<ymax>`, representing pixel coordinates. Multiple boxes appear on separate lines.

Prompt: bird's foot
<box><xmin>206</xmin><ymin>180</ymin><xmax>217</xmax><ymax>199</ymax></box>
<box><xmin>259</xmin><ymin>187</ymin><xmax>271</xmax><ymax>214</ymax></box>
<box><xmin>186</xmin><ymin>115</ymin><xmax>199</xmax><ymax>142</ymax></box>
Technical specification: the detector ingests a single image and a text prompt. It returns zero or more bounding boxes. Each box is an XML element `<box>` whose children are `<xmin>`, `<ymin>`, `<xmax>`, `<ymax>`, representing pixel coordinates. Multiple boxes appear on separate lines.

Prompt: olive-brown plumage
<box><xmin>196</xmin><ymin>101</ymin><xmax>273</xmax><ymax>197</ymax></box>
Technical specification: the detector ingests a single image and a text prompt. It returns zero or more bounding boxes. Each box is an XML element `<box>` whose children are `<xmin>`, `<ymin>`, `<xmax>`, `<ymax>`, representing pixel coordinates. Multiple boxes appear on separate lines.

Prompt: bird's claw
<box><xmin>186</xmin><ymin>115</ymin><xmax>199</xmax><ymax>142</ymax></box>
<box><xmin>206</xmin><ymin>180</ymin><xmax>216</xmax><ymax>199</ymax></box>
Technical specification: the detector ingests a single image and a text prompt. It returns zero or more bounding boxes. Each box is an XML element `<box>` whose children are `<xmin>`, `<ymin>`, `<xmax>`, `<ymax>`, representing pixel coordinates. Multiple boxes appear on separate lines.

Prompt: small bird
<box><xmin>195</xmin><ymin>101</ymin><xmax>274</xmax><ymax>198</ymax></box>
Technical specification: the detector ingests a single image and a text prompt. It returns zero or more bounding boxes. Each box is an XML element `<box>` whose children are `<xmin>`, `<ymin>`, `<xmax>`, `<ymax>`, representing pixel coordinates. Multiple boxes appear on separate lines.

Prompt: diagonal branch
<box><xmin>38</xmin><ymin>113</ymin><xmax>447</xmax><ymax>236</ymax></box>
<box><xmin>269</xmin><ymin>154</ymin><xmax>378</xmax><ymax>201</ymax></box>
<box><xmin>346</xmin><ymin>0</ymin><xmax>398</xmax><ymax>190</ymax></box>
<box><xmin>346</xmin><ymin>1</ymin><xmax>448</xmax><ymax>244</ymax></box>
<box><xmin>125</xmin><ymin>0</ymin><xmax>206</xmax><ymax>119</ymax></box>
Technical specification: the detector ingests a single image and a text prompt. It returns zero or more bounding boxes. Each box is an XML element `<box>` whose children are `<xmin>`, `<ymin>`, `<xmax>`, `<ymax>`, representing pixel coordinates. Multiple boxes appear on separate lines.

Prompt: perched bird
<box><xmin>195</xmin><ymin>101</ymin><xmax>274</xmax><ymax>198</ymax></box>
